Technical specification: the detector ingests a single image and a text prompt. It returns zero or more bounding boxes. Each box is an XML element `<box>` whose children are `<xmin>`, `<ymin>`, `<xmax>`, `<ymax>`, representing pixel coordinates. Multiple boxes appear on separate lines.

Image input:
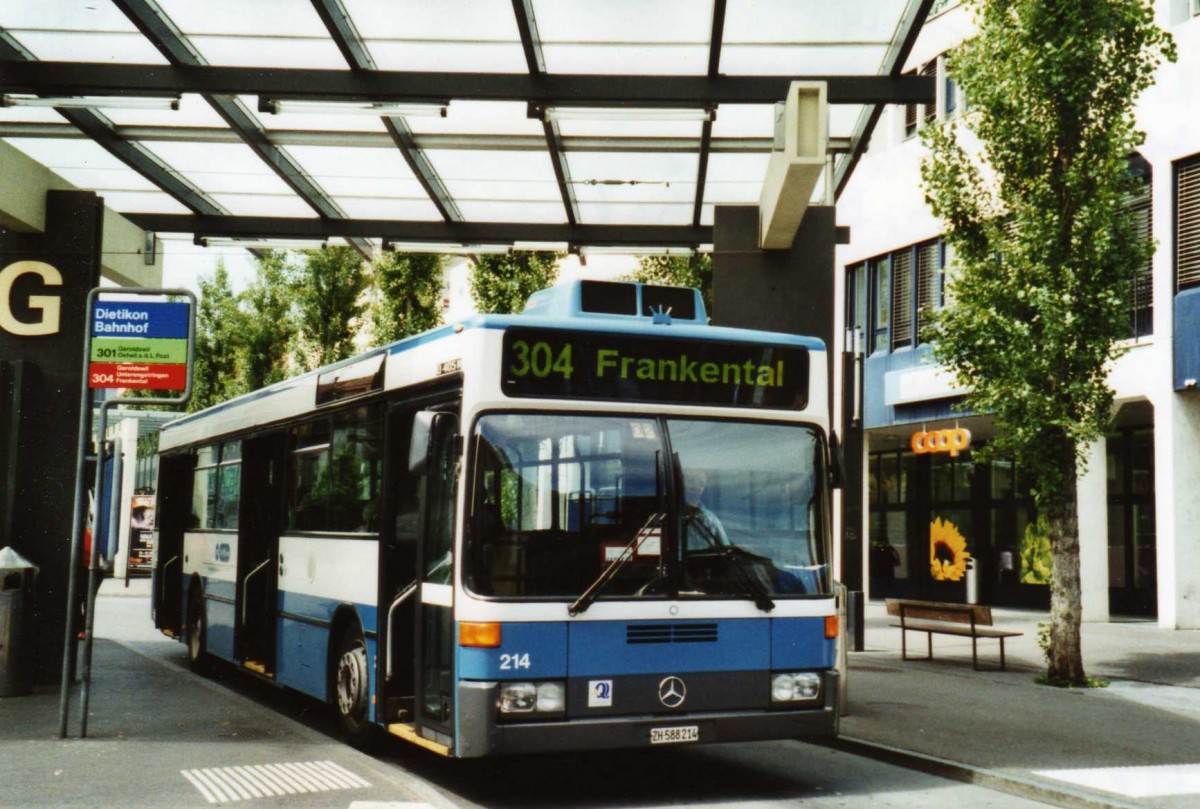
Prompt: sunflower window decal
<box><xmin>930</xmin><ymin>517</ymin><xmax>971</xmax><ymax>581</ymax></box>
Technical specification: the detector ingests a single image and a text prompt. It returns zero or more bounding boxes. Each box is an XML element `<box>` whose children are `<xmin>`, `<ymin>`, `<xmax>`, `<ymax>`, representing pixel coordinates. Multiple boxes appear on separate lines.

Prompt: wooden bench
<box><xmin>885</xmin><ymin>599</ymin><xmax>1023</xmax><ymax>671</ymax></box>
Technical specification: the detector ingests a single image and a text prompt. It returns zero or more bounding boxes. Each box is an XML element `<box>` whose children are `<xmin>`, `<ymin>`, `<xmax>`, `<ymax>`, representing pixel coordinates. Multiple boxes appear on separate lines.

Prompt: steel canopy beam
<box><xmin>692</xmin><ymin>0</ymin><xmax>728</xmax><ymax>228</ymax></box>
<box><xmin>110</xmin><ymin>0</ymin><xmax>374</xmax><ymax>258</ymax></box>
<box><xmin>127</xmin><ymin>213</ymin><xmax>713</xmax><ymax>247</ymax></box>
<box><xmin>0</xmin><ymin>61</ymin><xmax>937</xmax><ymax>106</ymax></box>
<box><xmin>311</xmin><ymin>0</ymin><xmax>463</xmax><ymax>222</ymax></box>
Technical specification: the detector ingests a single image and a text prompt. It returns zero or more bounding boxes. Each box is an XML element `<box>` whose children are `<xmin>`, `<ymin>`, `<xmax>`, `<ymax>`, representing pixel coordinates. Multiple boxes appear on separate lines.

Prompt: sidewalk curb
<box><xmin>815</xmin><ymin>736</ymin><xmax>1145</xmax><ymax>809</ymax></box>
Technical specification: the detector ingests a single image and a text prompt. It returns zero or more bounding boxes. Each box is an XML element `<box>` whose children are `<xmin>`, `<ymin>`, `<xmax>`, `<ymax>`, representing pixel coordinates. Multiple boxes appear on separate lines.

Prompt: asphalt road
<box><xmin>56</xmin><ymin>591</ymin><xmax>1056</xmax><ymax>809</ymax></box>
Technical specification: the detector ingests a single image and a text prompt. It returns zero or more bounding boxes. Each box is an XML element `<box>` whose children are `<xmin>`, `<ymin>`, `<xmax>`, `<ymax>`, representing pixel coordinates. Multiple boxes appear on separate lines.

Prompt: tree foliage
<box><xmin>921</xmin><ymin>0</ymin><xmax>1173</xmax><ymax>684</ymax></box>
<box><xmin>240</xmin><ymin>250</ymin><xmax>298</xmax><ymax>390</ymax></box>
<box><xmin>371</xmin><ymin>251</ymin><xmax>445</xmax><ymax>344</ymax></box>
<box><xmin>293</xmin><ymin>246</ymin><xmax>369</xmax><ymax>369</ymax></box>
<box><xmin>190</xmin><ymin>261</ymin><xmax>245</xmax><ymax>412</ymax></box>
<box><xmin>625</xmin><ymin>255</ymin><xmax>713</xmax><ymax>318</ymax></box>
<box><xmin>469</xmin><ymin>252</ymin><xmax>561</xmax><ymax>314</ymax></box>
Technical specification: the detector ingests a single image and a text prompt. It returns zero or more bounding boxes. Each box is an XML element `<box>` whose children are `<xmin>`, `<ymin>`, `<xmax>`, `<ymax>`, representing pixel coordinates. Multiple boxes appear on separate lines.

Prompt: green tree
<box><xmin>293</xmin><ymin>246</ymin><xmax>369</xmax><ymax>369</ymax></box>
<box><xmin>239</xmin><ymin>250</ymin><xmax>298</xmax><ymax>390</ymax></box>
<box><xmin>921</xmin><ymin>0</ymin><xmax>1173</xmax><ymax>685</ymax></box>
<box><xmin>625</xmin><ymin>255</ymin><xmax>713</xmax><ymax>317</ymax></box>
<box><xmin>191</xmin><ymin>261</ymin><xmax>246</xmax><ymax>411</ymax></box>
<box><xmin>370</xmin><ymin>251</ymin><xmax>445</xmax><ymax>344</ymax></box>
<box><xmin>469</xmin><ymin>252</ymin><xmax>561</xmax><ymax>314</ymax></box>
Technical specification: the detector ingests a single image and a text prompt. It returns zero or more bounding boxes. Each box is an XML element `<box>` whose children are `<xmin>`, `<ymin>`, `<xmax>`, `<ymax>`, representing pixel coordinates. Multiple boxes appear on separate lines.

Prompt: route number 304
<box><xmin>508</xmin><ymin>340</ymin><xmax>573</xmax><ymax>379</ymax></box>
<box><xmin>499</xmin><ymin>652</ymin><xmax>532</xmax><ymax>670</ymax></box>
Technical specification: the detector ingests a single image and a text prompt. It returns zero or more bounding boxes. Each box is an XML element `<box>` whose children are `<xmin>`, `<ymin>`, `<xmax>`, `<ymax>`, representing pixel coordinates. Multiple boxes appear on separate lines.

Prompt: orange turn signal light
<box><xmin>824</xmin><ymin>615</ymin><xmax>840</xmax><ymax>639</ymax></box>
<box><xmin>459</xmin><ymin>621</ymin><xmax>502</xmax><ymax>648</ymax></box>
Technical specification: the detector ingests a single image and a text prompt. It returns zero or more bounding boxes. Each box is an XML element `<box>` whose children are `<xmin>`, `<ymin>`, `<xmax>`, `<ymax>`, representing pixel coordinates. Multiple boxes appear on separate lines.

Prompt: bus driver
<box><xmin>683</xmin><ymin>469</ymin><xmax>730</xmax><ymax>549</ymax></box>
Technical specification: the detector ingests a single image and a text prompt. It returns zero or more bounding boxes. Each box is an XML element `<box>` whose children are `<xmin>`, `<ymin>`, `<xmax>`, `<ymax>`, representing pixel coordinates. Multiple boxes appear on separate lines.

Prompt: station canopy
<box><xmin>0</xmin><ymin>0</ymin><xmax>932</xmax><ymax>258</ymax></box>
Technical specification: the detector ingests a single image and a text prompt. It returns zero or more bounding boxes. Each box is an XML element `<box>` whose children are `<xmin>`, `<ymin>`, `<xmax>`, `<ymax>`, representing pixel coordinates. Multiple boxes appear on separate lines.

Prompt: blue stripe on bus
<box><xmin>771</xmin><ymin>618</ymin><xmax>836</xmax><ymax>669</ymax></box>
<box><xmin>458</xmin><ymin>622</ymin><xmax>568</xmax><ymax>679</ymax></box>
<box><xmin>566</xmin><ymin>619</ymin><xmax>770</xmax><ymax>677</ymax></box>
<box><xmin>277</xmin><ymin>590</ymin><xmax>379</xmax><ymax>634</ymax></box>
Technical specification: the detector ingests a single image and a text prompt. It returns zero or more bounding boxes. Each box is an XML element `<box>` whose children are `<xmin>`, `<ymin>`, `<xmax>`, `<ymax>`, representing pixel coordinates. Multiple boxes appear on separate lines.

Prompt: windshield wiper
<box><xmin>568</xmin><ymin>512</ymin><xmax>665</xmax><ymax>616</ymax></box>
<box><xmin>690</xmin><ymin>544</ymin><xmax>776</xmax><ymax>612</ymax></box>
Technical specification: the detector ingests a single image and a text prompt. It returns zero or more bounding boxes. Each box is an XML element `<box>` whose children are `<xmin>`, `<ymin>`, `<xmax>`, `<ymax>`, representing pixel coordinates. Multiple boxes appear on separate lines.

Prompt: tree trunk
<box><xmin>1045</xmin><ymin>461</ymin><xmax>1087</xmax><ymax>685</ymax></box>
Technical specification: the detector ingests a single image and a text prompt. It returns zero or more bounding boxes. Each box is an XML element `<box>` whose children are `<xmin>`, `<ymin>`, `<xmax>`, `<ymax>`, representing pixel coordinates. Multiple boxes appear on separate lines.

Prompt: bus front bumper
<box><xmin>455</xmin><ymin>672</ymin><xmax>839</xmax><ymax>758</ymax></box>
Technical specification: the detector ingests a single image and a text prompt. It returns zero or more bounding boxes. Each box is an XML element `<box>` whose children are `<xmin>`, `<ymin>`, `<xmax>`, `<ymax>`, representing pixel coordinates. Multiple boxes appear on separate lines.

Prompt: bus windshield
<box><xmin>467</xmin><ymin>413</ymin><xmax>829</xmax><ymax>601</ymax></box>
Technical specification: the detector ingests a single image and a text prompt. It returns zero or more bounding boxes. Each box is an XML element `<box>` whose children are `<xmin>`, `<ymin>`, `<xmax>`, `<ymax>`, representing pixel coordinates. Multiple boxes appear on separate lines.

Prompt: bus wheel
<box><xmin>186</xmin><ymin>587</ymin><xmax>211</xmax><ymax>675</ymax></box>
<box><xmin>333</xmin><ymin>625</ymin><xmax>373</xmax><ymax>745</ymax></box>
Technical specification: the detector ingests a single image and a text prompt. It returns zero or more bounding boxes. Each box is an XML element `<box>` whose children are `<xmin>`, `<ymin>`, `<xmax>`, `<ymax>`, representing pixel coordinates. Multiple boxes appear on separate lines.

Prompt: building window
<box><xmin>871</xmin><ymin>257</ymin><xmax>890</xmax><ymax>354</ymax></box>
<box><xmin>1193</xmin><ymin>0</ymin><xmax>1200</xmax><ymax>17</ymax></box>
<box><xmin>1126</xmin><ymin>156</ymin><xmax>1153</xmax><ymax>337</ymax></box>
<box><xmin>1178</xmin><ymin>156</ymin><xmax>1200</xmax><ymax>291</ymax></box>
<box><xmin>847</xmin><ymin>262</ymin><xmax>868</xmax><ymax>343</ymax></box>
<box><xmin>891</xmin><ymin>249</ymin><xmax>914</xmax><ymax>349</ymax></box>
<box><xmin>903</xmin><ymin>70</ymin><xmax>918</xmax><ymax>139</ymax></box>
<box><xmin>944</xmin><ymin>69</ymin><xmax>959</xmax><ymax>118</ymax></box>
<box><xmin>916</xmin><ymin>240</ymin><xmax>943</xmax><ymax>343</ymax></box>
<box><xmin>921</xmin><ymin>61</ymin><xmax>938</xmax><ymax>124</ymax></box>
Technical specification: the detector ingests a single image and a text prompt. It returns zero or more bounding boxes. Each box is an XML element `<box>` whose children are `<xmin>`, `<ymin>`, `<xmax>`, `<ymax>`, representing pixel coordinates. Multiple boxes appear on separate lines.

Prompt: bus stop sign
<box><xmin>88</xmin><ymin>301</ymin><xmax>190</xmax><ymax>390</ymax></box>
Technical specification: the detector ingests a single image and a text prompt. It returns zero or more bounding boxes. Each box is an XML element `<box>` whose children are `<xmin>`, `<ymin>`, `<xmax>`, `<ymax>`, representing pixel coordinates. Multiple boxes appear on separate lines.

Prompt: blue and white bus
<box><xmin>152</xmin><ymin>280</ymin><xmax>840</xmax><ymax>756</ymax></box>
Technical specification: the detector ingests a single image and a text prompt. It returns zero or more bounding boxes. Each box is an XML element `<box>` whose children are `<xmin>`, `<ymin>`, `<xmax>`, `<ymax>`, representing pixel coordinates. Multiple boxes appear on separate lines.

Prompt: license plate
<box><xmin>650</xmin><ymin>725</ymin><xmax>699</xmax><ymax>745</ymax></box>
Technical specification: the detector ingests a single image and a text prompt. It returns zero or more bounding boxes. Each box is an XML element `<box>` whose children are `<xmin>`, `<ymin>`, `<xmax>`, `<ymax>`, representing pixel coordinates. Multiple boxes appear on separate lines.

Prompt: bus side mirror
<box><xmin>409</xmin><ymin>411</ymin><xmax>437</xmax><ymax>475</ymax></box>
<box><xmin>829</xmin><ymin>431</ymin><xmax>846</xmax><ymax>490</ymax></box>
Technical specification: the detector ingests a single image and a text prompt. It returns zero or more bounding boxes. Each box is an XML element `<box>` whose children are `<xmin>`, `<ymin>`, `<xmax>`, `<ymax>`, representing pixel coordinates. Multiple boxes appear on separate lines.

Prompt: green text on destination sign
<box><xmin>91</xmin><ymin>337</ymin><xmax>188</xmax><ymax>365</ymax></box>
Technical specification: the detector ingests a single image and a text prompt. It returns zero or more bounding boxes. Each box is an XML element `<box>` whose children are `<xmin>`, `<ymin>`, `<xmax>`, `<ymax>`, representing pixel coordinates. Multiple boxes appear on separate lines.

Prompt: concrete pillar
<box><xmin>1158</xmin><ymin>394</ymin><xmax>1200</xmax><ymax>627</ymax></box>
<box><xmin>108</xmin><ymin>418</ymin><xmax>140</xmax><ymax>581</ymax></box>
<box><xmin>1077</xmin><ymin>439</ymin><xmax>1109</xmax><ymax>623</ymax></box>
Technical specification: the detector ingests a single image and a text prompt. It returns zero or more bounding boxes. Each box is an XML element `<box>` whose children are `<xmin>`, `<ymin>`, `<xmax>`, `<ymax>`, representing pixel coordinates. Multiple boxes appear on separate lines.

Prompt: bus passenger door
<box><xmin>153</xmin><ymin>453</ymin><xmax>194</xmax><ymax>634</ymax></box>
<box><xmin>236</xmin><ymin>432</ymin><xmax>284</xmax><ymax>674</ymax></box>
<box><xmin>379</xmin><ymin>404</ymin><xmax>420</xmax><ymax>724</ymax></box>
<box><xmin>412</xmin><ymin>410</ymin><xmax>459</xmax><ymax>749</ymax></box>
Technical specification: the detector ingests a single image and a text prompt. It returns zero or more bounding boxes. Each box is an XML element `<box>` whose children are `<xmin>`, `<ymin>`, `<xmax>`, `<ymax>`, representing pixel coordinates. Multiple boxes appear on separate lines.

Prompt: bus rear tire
<box><xmin>186</xmin><ymin>586</ymin><xmax>211</xmax><ymax>675</ymax></box>
<box><xmin>333</xmin><ymin>624</ymin><xmax>374</xmax><ymax>747</ymax></box>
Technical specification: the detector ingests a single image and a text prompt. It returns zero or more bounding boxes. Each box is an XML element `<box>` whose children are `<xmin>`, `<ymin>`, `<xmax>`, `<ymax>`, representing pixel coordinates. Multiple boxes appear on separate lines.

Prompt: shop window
<box><xmin>1177</xmin><ymin>155</ymin><xmax>1200</xmax><ymax>291</ymax></box>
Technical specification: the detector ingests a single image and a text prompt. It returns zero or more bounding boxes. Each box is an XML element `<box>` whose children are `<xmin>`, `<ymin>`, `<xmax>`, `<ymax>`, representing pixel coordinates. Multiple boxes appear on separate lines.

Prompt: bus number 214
<box><xmin>499</xmin><ymin>652</ymin><xmax>531</xmax><ymax>670</ymax></box>
<box><xmin>508</xmin><ymin>340</ymin><xmax>573</xmax><ymax>379</ymax></box>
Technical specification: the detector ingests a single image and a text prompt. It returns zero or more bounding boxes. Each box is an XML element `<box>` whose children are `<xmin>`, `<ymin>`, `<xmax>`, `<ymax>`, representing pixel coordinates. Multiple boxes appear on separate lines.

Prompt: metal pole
<box><xmin>58</xmin><ymin>288</ymin><xmax>100</xmax><ymax>739</ymax></box>
<box><xmin>79</xmin><ymin>401</ymin><xmax>112</xmax><ymax>738</ymax></box>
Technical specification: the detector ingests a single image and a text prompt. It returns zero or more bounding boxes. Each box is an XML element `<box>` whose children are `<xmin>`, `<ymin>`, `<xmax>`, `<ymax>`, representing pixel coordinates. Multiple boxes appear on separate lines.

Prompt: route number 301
<box><xmin>508</xmin><ymin>340</ymin><xmax>573</xmax><ymax>379</ymax></box>
<box><xmin>499</xmin><ymin>652</ymin><xmax>531</xmax><ymax>670</ymax></box>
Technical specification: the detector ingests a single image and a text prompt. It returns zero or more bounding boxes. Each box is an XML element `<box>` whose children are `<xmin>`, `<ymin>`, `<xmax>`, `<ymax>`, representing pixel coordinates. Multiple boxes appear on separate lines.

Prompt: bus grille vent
<box><xmin>626</xmin><ymin>623</ymin><xmax>718</xmax><ymax>644</ymax></box>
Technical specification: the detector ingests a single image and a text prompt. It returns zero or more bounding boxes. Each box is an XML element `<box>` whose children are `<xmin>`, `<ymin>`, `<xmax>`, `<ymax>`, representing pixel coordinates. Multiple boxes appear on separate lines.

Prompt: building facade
<box><xmin>835</xmin><ymin>0</ymin><xmax>1200</xmax><ymax>627</ymax></box>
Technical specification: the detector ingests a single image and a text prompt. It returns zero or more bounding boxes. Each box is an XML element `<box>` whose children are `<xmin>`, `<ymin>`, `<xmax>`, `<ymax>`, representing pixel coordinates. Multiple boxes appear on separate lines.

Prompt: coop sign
<box><xmin>911</xmin><ymin>427</ymin><xmax>972</xmax><ymax>457</ymax></box>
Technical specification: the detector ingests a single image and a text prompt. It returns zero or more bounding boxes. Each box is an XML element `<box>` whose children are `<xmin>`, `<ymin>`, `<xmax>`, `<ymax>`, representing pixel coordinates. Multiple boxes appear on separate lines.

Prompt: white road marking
<box><xmin>182</xmin><ymin>761</ymin><xmax>370</xmax><ymax>804</ymax></box>
<box><xmin>1036</xmin><ymin>763</ymin><xmax>1200</xmax><ymax>798</ymax></box>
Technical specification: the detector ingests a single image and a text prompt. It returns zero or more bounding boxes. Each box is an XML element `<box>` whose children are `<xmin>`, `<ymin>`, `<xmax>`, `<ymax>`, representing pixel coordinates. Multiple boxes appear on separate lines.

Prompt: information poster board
<box><xmin>127</xmin><ymin>494</ymin><xmax>156</xmax><ymax>575</ymax></box>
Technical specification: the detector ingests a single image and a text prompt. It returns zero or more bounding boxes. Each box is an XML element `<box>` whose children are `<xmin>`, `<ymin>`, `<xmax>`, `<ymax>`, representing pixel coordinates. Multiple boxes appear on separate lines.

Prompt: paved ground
<box><xmin>5</xmin><ymin>580</ymin><xmax>1200</xmax><ymax>808</ymax></box>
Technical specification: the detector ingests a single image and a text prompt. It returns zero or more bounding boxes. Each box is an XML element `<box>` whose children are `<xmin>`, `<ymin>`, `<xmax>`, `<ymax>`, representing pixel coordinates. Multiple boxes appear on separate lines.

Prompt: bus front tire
<box><xmin>186</xmin><ymin>587</ymin><xmax>211</xmax><ymax>675</ymax></box>
<box><xmin>333</xmin><ymin>624</ymin><xmax>374</xmax><ymax>746</ymax></box>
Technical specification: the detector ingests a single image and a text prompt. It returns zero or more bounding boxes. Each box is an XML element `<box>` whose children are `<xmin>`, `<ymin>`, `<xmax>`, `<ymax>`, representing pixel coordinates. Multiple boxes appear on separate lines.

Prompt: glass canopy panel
<box><xmin>572</xmin><ymin>177</ymin><xmax>694</xmax><ymax>205</ymax></box>
<box><xmin>830</xmin><ymin>104</ymin><xmax>864</xmax><ymax>139</ymax></box>
<box><xmin>348</xmin><ymin>0</ymin><xmax>527</xmax><ymax>72</ymax></box>
<box><xmin>281</xmin><ymin>146</ymin><xmax>426</xmax><ymax>197</ymax></box>
<box><xmin>94</xmin><ymin>191</ymin><xmax>191</xmax><ymax>215</ymax></box>
<box><xmin>710</xmin><ymin>104</ymin><xmax>774</xmax><ymax>139</ymax></box>
<box><xmin>210</xmin><ymin>193</ymin><xmax>317</xmax><ymax>218</ymax></box>
<box><xmin>424</xmin><ymin>149</ymin><xmax>562</xmax><ymax>203</ymax></box>
<box><xmin>0</xmin><ymin>1</ymin><xmax>144</xmax><ymax>32</ymax></box>
<box><xmin>553</xmin><ymin>118</ymin><xmax>704</xmax><ymax>140</ymax></box>
<box><xmin>565</xmin><ymin>151</ymin><xmax>698</xmax><ymax>187</ymax></box>
<box><xmin>541</xmin><ymin>44</ymin><xmax>709</xmax><ymax>76</ymax></box>
<box><xmin>101</xmin><ymin>95</ymin><xmax>230</xmax><ymax>129</ymax></box>
<box><xmin>455</xmin><ymin>201</ymin><xmax>567</xmax><ymax>224</ymax></box>
<box><xmin>704</xmin><ymin>153</ymin><xmax>771</xmax><ymax>204</ymax></box>
<box><xmin>12</xmin><ymin>32</ymin><xmax>170</xmax><ymax>65</ymax></box>
<box><xmin>724</xmin><ymin>0</ymin><xmax>903</xmax><ymax>46</ymax></box>
<box><xmin>137</xmin><ymin>141</ymin><xmax>301</xmax><ymax>196</ymax></box>
<box><xmin>578</xmin><ymin>202</ymin><xmax>694</xmax><ymax>226</ymax></box>
<box><xmin>406</xmin><ymin>102</ymin><xmax>543</xmax><ymax>137</ymax></box>
<box><xmin>721</xmin><ymin>44</ymin><xmax>888</xmax><ymax>76</ymax></box>
<box><xmin>234</xmin><ymin>96</ymin><xmax>389</xmax><ymax>134</ymax></box>
<box><xmin>3</xmin><ymin>138</ymin><xmax>160</xmax><ymax>192</ymax></box>
<box><xmin>158</xmin><ymin>0</ymin><xmax>332</xmax><ymax>37</ymax></box>
<box><xmin>333</xmin><ymin>197</ymin><xmax>444</xmax><ymax>221</ymax></box>
<box><xmin>0</xmin><ymin>107</ymin><xmax>69</xmax><ymax>125</ymax></box>
<box><xmin>188</xmin><ymin>36</ymin><xmax>349</xmax><ymax>69</ymax></box>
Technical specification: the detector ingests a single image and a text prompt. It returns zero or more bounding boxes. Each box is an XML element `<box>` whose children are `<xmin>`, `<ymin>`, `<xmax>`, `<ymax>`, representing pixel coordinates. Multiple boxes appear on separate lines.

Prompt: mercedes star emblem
<box><xmin>658</xmin><ymin>676</ymin><xmax>687</xmax><ymax>708</ymax></box>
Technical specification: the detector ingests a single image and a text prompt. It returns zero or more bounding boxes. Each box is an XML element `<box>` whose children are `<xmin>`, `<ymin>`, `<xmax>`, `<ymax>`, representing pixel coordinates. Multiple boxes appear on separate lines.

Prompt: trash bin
<box><xmin>0</xmin><ymin>547</ymin><xmax>39</xmax><ymax>698</ymax></box>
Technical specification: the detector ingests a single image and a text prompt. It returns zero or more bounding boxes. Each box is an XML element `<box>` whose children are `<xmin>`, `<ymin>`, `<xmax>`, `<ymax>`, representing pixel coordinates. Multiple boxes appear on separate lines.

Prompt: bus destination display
<box><xmin>501</xmin><ymin>328</ymin><xmax>808</xmax><ymax>409</ymax></box>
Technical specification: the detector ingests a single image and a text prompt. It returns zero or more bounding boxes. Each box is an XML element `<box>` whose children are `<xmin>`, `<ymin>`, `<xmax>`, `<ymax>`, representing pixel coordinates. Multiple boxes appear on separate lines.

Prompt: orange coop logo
<box><xmin>911</xmin><ymin>428</ymin><xmax>972</xmax><ymax>457</ymax></box>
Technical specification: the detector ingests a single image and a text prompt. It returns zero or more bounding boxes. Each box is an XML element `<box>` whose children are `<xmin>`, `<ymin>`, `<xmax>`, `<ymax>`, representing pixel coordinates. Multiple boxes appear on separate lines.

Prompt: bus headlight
<box><xmin>771</xmin><ymin>672</ymin><xmax>822</xmax><ymax>704</ymax></box>
<box><xmin>499</xmin><ymin>681</ymin><xmax>566</xmax><ymax>715</ymax></box>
